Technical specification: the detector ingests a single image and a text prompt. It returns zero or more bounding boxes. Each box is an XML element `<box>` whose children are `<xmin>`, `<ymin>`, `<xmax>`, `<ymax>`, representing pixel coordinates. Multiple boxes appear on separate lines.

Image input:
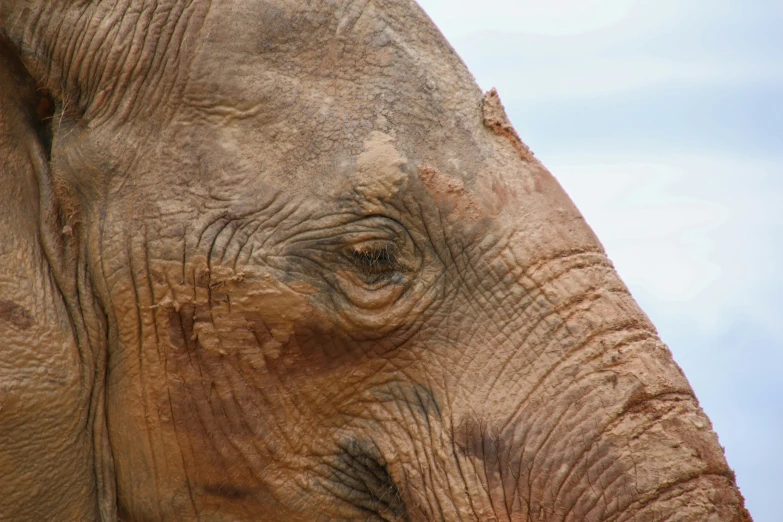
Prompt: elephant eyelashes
<box><xmin>349</xmin><ymin>243</ymin><xmax>400</xmax><ymax>277</ymax></box>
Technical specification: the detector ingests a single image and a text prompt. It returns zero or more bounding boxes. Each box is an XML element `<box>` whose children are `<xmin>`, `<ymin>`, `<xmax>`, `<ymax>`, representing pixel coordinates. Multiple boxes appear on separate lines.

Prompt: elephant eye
<box><xmin>349</xmin><ymin>243</ymin><xmax>400</xmax><ymax>277</ymax></box>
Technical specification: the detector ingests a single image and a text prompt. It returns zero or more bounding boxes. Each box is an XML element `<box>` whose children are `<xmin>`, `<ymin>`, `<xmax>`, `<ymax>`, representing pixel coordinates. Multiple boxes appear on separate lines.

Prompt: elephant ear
<box><xmin>0</xmin><ymin>37</ymin><xmax>114</xmax><ymax>520</ymax></box>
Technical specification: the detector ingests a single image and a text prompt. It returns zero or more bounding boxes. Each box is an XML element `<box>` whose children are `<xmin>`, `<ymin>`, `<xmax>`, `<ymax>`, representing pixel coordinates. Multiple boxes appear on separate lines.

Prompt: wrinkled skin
<box><xmin>0</xmin><ymin>1</ymin><xmax>752</xmax><ymax>521</ymax></box>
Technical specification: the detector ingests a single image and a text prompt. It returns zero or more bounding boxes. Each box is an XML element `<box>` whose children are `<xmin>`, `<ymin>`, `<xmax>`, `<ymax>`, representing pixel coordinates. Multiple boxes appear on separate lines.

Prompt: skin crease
<box><xmin>0</xmin><ymin>1</ymin><xmax>753</xmax><ymax>521</ymax></box>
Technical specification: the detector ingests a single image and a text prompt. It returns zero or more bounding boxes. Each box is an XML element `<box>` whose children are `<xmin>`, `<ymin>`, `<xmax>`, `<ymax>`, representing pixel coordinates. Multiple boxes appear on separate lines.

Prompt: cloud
<box><xmin>419</xmin><ymin>0</ymin><xmax>783</xmax><ymax>102</ymax></box>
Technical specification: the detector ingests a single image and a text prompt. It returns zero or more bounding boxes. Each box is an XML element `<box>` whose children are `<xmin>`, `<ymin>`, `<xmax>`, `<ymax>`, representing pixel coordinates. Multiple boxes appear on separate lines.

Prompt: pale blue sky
<box><xmin>416</xmin><ymin>1</ymin><xmax>782</xmax><ymax>520</ymax></box>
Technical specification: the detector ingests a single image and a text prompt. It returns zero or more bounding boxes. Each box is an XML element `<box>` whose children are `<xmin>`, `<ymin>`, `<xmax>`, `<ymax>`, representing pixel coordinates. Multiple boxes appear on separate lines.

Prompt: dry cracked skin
<box><xmin>0</xmin><ymin>1</ymin><xmax>752</xmax><ymax>521</ymax></box>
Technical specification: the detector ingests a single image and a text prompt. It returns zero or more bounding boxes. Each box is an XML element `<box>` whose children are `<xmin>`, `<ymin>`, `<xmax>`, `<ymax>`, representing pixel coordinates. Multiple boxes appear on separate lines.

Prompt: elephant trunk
<box><xmin>369</xmin><ymin>250</ymin><xmax>750</xmax><ymax>521</ymax></box>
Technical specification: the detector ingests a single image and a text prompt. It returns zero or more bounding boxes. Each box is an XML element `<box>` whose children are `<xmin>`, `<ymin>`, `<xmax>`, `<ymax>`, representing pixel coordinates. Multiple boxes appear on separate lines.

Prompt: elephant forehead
<box><xmin>90</xmin><ymin>0</ymin><xmax>571</xmax><ymax>244</ymax></box>
<box><xmin>182</xmin><ymin>0</ymin><xmax>483</xmax><ymax>147</ymax></box>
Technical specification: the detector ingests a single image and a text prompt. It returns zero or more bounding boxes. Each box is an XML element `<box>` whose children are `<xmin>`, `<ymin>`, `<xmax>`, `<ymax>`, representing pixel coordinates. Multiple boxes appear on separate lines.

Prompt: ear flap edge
<box><xmin>0</xmin><ymin>34</ymin><xmax>116</xmax><ymax>521</ymax></box>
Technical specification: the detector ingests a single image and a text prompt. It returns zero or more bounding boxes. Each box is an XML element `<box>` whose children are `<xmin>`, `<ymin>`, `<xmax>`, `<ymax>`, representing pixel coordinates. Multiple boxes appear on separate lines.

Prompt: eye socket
<box><xmin>286</xmin><ymin>215</ymin><xmax>418</xmax><ymax>295</ymax></box>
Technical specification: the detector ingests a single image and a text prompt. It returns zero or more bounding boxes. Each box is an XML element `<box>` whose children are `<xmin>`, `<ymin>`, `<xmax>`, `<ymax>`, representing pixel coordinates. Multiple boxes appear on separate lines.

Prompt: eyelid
<box><xmin>338</xmin><ymin>229</ymin><xmax>403</xmax><ymax>245</ymax></box>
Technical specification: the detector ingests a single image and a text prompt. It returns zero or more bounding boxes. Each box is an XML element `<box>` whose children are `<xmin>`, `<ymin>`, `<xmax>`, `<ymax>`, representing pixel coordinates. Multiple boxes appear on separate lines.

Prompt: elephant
<box><xmin>0</xmin><ymin>0</ymin><xmax>752</xmax><ymax>520</ymax></box>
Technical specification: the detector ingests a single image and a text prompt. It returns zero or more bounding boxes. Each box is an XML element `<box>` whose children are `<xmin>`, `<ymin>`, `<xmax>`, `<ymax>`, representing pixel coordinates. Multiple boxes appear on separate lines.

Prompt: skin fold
<box><xmin>0</xmin><ymin>1</ymin><xmax>752</xmax><ymax>521</ymax></box>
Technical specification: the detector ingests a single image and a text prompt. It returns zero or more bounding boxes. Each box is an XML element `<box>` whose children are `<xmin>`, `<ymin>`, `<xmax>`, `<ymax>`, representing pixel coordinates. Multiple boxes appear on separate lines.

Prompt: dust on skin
<box><xmin>479</xmin><ymin>88</ymin><xmax>552</xmax><ymax>199</ymax></box>
<box><xmin>415</xmin><ymin>90</ymin><xmax>552</xmax><ymax>227</ymax></box>
<box><xmin>417</xmin><ymin>158</ymin><xmax>519</xmax><ymax>229</ymax></box>
<box><xmin>142</xmin><ymin>258</ymin><xmax>319</xmax><ymax>364</ymax></box>
<box><xmin>418</xmin><ymin>165</ymin><xmax>486</xmax><ymax>224</ymax></box>
<box><xmin>481</xmin><ymin>88</ymin><xmax>536</xmax><ymax>164</ymax></box>
<box><xmin>350</xmin><ymin>131</ymin><xmax>409</xmax><ymax>204</ymax></box>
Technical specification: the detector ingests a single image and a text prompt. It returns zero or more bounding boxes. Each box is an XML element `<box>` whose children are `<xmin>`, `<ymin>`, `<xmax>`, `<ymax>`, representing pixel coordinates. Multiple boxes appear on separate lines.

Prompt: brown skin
<box><xmin>0</xmin><ymin>1</ymin><xmax>751</xmax><ymax>521</ymax></box>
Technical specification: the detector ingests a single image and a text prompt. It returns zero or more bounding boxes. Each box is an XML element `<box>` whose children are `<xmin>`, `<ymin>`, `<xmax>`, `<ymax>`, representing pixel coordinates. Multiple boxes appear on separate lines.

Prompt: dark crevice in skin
<box><xmin>34</xmin><ymin>89</ymin><xmax>55</xmax><ymax>156</ymax></box>
<box><xmin>0</xmin><ymin>35</ymin><xmax>56</xmax><ymax>155</ymax></box>
<box><xmin>324</xmin><ymin>439</ymin><xmax>410</xmax><ymax>522</ymax></box>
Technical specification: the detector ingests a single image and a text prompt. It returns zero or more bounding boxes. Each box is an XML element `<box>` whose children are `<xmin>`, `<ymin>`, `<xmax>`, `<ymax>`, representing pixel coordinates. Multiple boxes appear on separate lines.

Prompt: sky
<box><xmin>415</xmin><ymin>1</ymin><xmax>782</xmax><ymax>520</ymax></box>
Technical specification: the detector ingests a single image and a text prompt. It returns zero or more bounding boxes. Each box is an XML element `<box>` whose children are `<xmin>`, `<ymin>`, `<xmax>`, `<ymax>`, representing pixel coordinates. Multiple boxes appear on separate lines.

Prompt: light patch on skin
<box><xmin>352</xmin><ymin>131</ymin><xmax>410</xmax><ymax>201</ymax></box>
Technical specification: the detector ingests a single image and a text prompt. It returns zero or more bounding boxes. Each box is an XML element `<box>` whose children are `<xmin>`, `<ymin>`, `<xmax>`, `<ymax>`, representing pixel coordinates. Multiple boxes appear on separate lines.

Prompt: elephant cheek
<box><xmin>105</xmin><ymin>257</ymin><xmax>332</xmax><ymax>515</ymax></box>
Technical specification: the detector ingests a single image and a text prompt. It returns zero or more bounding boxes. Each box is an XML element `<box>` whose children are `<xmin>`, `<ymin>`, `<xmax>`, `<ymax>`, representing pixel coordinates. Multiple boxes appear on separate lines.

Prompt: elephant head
<box><xmin>0</xmin><ymin>1</ymin><xmax>751</xmax><ymax>520</ymax></box>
